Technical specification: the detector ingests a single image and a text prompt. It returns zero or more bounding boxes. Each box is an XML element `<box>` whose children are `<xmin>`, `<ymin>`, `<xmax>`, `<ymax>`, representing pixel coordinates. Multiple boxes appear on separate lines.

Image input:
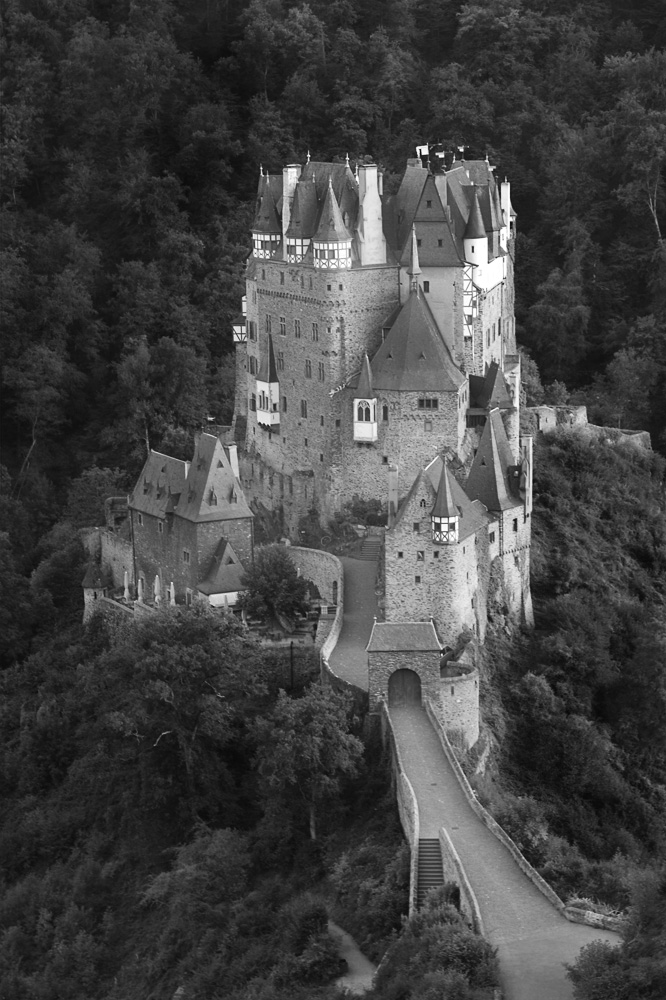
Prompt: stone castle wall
<box><xmin>437</xmin><ymin>667</ymin><xmax>480</xmax><ymax>749</ymax></box>
<box><xmin>368</xmin><ymin>649</ymin><xmax>441</xmax><ymax>711</ymax></box>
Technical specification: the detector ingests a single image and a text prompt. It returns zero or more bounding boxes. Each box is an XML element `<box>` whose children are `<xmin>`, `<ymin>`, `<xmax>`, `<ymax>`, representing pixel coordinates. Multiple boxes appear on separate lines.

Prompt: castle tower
<box><xmin>463</xmin><ymin>185</ymin><xmax>488</xmax><ymax>268</ymax></box>
<box><xmin>312</xmin><ymin>178</ymin><xmax>352</xmax><ymax>270</ymax></box>
<box><xmin>465</xmin><ymin>410</ymin><xmax>533</xmax><ymax>626</ymax></box>
<box><xmin>384</xmin><ymin>457</ymin><xmax>488</xmax><ymax>645</ymax></box>
<box><xmin>251</xmin><ymin>174</ymin><xmax>282</xmax><ymax>260</ymax></box>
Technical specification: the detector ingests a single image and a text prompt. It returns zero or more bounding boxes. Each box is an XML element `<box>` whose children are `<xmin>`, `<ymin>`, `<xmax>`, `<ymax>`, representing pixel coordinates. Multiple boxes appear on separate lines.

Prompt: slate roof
<box><xmin>370</xmin><ymin>287</ymin><xmax>465</xmax><ymax>392</ymax></box>
<box><xmin>252</xmin><ymin>176</ymin><xmax>281</xmax><ymax>235</ymax></box>
<box><xmin>469</xmin><ymin>362</ymin><xmax>514</xmax><ymax>410</ymax></box>
<box><xmin>314</xmin><ymin>178</ymin><xmax>352</xmax><ymax>241</ymax></box>
<box><xmin>258</xmin><ymin>333</ymin><xmax>279</xmax><ymax>383</ymax></box>
<box><xmin>174</xmin><ymin>434</ymin><xmax>254</xmax><ymax>523</ymax></box>
<box><xmin>130</xmin><ymin>452</ymin><xmax>188</xmax><ymax>518</ymax></box>
<box><xmin>130</xmin><ymin>436</ymin><xmax>253</xmax><ymax>524</ymax></box>
<box><xmin>355</xmin><ymin>354</ymin><xmax>373</xmax><ymax>398</ymax></box>
<box><xmin>431</xmin><ymin>460</ymin><xmax>458</xmax><ymax>519</ymax></box>
<box><xmin>285</xmin><ymin>179</ymin><xmax>318</xmax><ymax>239</ymax></box>
<box><xmin>366</xmin><ymin>620</ymin><xmax>442</xmax><ymax>652</ymax></box>
<box><xmin>391</xmin><ymin>456</ymin><xmax>487</xmax><ymax>543</ymax></box>
<box><xmin>198</xmin><ymin>539</ymin><xmax>246</xmax><ymax>596</ymax></box>
<box><xmin>465</xmin><ymin>409</ymin><xmax>521</xmax><ymax>512</ymax></box>
<box><xmin>423</xmin><ymin>456</ymin><xmax>488</xmax><ymax>542</ymax></box>
<box><xmin>464</xmin><ymin>187</ymin><xmax>486</xmax><ymax>240</ymax></box>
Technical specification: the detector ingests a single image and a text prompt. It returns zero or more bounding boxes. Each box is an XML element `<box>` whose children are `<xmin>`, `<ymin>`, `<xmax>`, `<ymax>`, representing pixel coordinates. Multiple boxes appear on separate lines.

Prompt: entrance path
<box><xmin>328</xmin><ymin>557</ymin><xmax>377</xmax><ymax>690</ymax></box>
<box><xmin>390</xmin><ymin>704</ymin><xmax>619</xmax><ymax>1000</ymax></box>
<box><xmin>327</xmin><ymin>555</ymin><xmax>621</xmax><ymax>1000</ymax></box>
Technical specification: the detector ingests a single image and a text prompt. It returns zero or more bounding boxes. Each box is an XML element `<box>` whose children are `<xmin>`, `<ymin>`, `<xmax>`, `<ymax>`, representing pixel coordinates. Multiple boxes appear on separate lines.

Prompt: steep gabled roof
<box><xmin>252</xmin><ymin>175</ymin><xmax>281</xmax><ymax>235</ymax></box>
<box><xmin>174</xmin><ymin>434</ymin><xmax>254</xmax><ymax>523</ymax></box>
<box><xmin>198</xmin><ymin>539</ymin><xmax>246</xmax><ymax>596</ymax></box>
<box><xmin>370</xmin><ymin>287</ymin><xmax>465</xmax><ymax>392</ymax></box>
<box><xmin>465</xmin><ymin>409</ymin><xmax>520</xmax><ymax>512</ymax></box>
<box><xmin>469</xmin><ymin>362</ymin><xmax>514</xmax><ymax>410</ymax></box>
<box><xmin>130</xmin><ymin>451</ymin><xmax>188</xmax><ymax>518</ymax></box>
<box><xmin>314</xmin><ymin>178</ymin><xmax>352</xmax><ymax>241</ymax></box>
<box><xmin>367</xmin><ymin>620</ymin><xmax>442</xmax><ymax>652</ymax></box>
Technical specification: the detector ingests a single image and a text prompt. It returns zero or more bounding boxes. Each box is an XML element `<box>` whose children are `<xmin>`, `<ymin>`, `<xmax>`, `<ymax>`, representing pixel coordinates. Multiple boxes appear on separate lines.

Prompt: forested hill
<box><xmin>2</xmin><ymin>0</ymin><xmax>666</xmax><ymax>501</ymax></box>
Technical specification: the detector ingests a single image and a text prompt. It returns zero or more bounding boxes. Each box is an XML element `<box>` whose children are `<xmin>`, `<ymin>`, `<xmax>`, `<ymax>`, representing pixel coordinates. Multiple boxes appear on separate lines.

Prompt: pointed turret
<box><xmin>256</xmin><ymin>333</ymin><xmax>280</xmax><ymax>428</ymax></box>
<box><xmin>252</xmin><ymin>176</ymin><xmax>282</xmax><ymax>258</ymax></box>
<box><xmin>356</xmin><ymin>353</ymin><xmax>373</xmax><ymax>398</ymax></box>
<box><xmin>313</xmin><ymin>178</ymin><xmax>352</xmax><ymax>269</ymax></box>
<box><xmin>285</xmin><ymin>180</ymin><xmax>316</xmax><ymax>261</ymax></box>
<box><xmin>463</xmin><ymin>186</ymin><xmax>488</xmax><ymax>267</ymax></box>
<box><xmin>408</xmin><ymin>225</ymin><xmax>421</xmax><ymax>290</ymax></box>
<box><xmin>431</xmin><ymin>461</ymin><xmax>459</xmax><ymax>544</ymax></box>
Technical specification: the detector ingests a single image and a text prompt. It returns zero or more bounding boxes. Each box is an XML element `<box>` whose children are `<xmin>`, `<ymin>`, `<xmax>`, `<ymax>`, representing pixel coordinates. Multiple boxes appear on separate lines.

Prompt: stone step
<box><xmin>417</xmin><ymin>839</ymin><xmax>444</xmax><ymax>908</ymax></box>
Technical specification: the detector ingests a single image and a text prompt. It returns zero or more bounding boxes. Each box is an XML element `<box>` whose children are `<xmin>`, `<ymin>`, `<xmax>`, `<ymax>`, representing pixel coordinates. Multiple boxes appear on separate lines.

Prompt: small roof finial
<box><xmin>306</xmin><ymin>149</ymin><xmax>311</xmax><ymax>163</ymax></box>
<box><xmin>355</xmin><ymin>161</ymin><xmax>359</xmax><ymax>179</ymax></box>
<box><xmin>345</xmin><ymin>152</ymin><xmax>350</xmax><ymax>166</ymax></box>
<box><xmin>259</xmin><ymin>163</ymin><xmax>264</xmax><ymax>176</ymax></box>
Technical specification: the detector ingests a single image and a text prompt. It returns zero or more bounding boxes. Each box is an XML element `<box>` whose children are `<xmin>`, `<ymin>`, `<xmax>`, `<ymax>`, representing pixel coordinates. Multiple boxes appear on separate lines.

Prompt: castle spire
<box><xmin>356</xmin><ymin>353</ymin><xmax>373</xmax><ymax>398</ymax></box>
<box><xmin>408</xmin><ymin>225</ymin><xmax>421</xmax><ymax>292</ymax></box>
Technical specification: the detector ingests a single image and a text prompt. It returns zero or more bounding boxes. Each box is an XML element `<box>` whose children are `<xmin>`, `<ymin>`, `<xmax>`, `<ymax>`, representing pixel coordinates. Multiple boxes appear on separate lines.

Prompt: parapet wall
<box><xmin>438</xmin><ymin>828</ymin><xmax>484</xmax><ymax>936</ymax></box>
<box><xmin>286</xmin><ymin>545</ymin><xmax>341</xmax><ymax>606</ymax></box>
<box><xmin>381</xmin><ymin>703</ymin><xmax>420</xmax><ymax>917</ymax></box>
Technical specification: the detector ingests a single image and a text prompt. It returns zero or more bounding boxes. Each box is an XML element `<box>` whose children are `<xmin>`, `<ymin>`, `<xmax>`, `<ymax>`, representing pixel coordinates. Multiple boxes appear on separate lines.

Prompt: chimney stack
<box><xmin>357</xmin><ymin>163</ymin><xmax>387</xmax><ymax>266</ymax></box>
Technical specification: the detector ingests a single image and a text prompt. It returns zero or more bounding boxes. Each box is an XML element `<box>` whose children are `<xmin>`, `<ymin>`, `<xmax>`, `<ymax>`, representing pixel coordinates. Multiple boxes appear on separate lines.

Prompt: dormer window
<box><xmin>209</xmin><ymin>490</ymin><xmax>217</xmax><ymax>506</ymax></box>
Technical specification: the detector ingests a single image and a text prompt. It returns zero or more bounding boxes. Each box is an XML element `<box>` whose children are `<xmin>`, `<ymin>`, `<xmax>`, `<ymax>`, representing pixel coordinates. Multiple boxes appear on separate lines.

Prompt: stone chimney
<box><xmin>357</xmin><ymin>163</ymin><xmax>386</xmax><ymax>266</ymax></box>
<box><xmin>282</xmin><ymin>163</ymin><xmax>302</xmax><ymax>258</ymax></box>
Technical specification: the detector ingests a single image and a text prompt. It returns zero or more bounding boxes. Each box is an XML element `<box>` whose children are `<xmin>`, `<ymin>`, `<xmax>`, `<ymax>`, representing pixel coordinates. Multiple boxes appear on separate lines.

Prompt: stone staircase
<box><xmin>359</xmin><ymin>533</ymin><xmax>382</xmax><ymax>561</ymax></box>
<box><xmin>416</xmin><ymin>838</ymin><xmax>444</xmax><ymax>908</ymax></box>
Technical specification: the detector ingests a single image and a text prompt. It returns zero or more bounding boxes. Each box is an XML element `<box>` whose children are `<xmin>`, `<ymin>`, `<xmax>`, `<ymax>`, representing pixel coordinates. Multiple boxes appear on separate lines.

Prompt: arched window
<box><xmin>357</xmin><ymin>402</ymin><xmax>371</xmax><ymax>422</ymax></box>
<box><xmin>383</xmin><ymin>405</ymin><xmax>389</xmax><ymax>422</ymax></box>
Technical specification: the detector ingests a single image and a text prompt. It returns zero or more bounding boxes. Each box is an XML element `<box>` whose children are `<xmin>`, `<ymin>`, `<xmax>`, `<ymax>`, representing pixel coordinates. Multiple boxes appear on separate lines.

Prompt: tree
<box><xmin>239</xmin><ymin>544</ymin><xmax>309</xmax><ymax>622</ymax></box>
<box><xmin>253</xmin><ymin>684</ymin><xmax>363</xmax><ymax>840</ymax></box>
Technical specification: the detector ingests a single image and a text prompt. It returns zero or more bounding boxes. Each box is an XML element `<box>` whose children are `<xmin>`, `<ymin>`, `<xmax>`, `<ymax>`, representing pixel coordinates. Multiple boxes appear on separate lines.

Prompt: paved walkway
<box><xmin>328</xmin><ymin>556</ymin><xmax>620</xmax><ymax>1000</ymax></box>
<box><xmin>328</xmin><ymin>557</ymin><xmax>377</xmax><ymax>689</ymax></box>
<box><xmin>391</xmin><ymin>704</ymin><xmax>619</xmax><ymax>1000</ymax></box>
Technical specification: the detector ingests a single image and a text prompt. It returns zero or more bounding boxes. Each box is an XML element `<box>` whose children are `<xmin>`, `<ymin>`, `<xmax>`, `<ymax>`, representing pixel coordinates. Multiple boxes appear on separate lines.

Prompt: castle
<box><xmin>232</xmin><ymin>150</ymin><xmax>533</xmax><ymax>667</ymax></box>
<box><xmin>84</xmin><ymin>149</ymin><xmax>534</xmax><ymax>747</ymax></box>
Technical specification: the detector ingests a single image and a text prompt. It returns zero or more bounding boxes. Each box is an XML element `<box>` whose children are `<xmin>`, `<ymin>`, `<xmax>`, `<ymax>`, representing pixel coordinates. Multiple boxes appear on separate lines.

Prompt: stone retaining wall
<box><xmin>438</xmin><ymin>828</ymin><xmax>485</xmax><ymax>936</ymax></box>
<box><xmin>381</xmin><ymin>703</ymin><xmax>420</xmax><ymax>917</ymax></box>
<box><xmin>424</xmin><ymin>698</ymin><xmax>566</xmax><ymax>913</ymax></box>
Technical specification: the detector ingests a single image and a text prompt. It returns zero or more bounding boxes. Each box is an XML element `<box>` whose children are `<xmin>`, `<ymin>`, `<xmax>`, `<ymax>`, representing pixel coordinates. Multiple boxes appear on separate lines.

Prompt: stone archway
<box><xmin>388</xmin><ymin>669</ymin><xmax>422</xmax><ymax>707</ymax></box>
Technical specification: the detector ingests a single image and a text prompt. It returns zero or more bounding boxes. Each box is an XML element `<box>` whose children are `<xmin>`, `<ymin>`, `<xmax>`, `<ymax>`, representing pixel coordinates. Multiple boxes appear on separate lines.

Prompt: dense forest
<box><xmin>1</xmin><ymin>0</ymin><xmax>666</xmax><ymax>997</ymax></box>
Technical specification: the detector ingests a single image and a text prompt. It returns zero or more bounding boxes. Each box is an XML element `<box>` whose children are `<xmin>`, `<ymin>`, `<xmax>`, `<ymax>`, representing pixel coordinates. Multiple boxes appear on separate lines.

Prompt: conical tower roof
<box><xmin>464</xmin><ymin>186</ymin><xmax>486</xmax><ymax>240</ymax></box>
<box><xmin>408</xmin><ymin>225</ymin><xmax>421</xmax><ymax>279</ymax></box>
<box><xmin>314</xmin><ymin>178</ymin><xmax>351</xmax><ymax>241</ymax></box>
<box><xmin>355</xmin><ymin>354</ymin><xmax>374</xmax><ymax>398</ymax></box>
<box><xmin>286</xmin><ymin>179</ymin><xmax>318</xmax><ymax>239</ymax></box>
<box><xmin>253</xmin><ymin>176</ymin><xmax>281</xmax><ymax>235</ymax></box>
<box><xmin>371</xmin><ymin>288</ymin><xmax>465</xmax><ymax>392</ymax></box>
<box><xmin>465</xmin><ymin>410</ymin><xmax>519</xmax><ymax>512</ymax></box>
<box><xmin>432</xmin><ymin>460</ymin><xmax>458</xmax><ymax>519</ymax></box>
